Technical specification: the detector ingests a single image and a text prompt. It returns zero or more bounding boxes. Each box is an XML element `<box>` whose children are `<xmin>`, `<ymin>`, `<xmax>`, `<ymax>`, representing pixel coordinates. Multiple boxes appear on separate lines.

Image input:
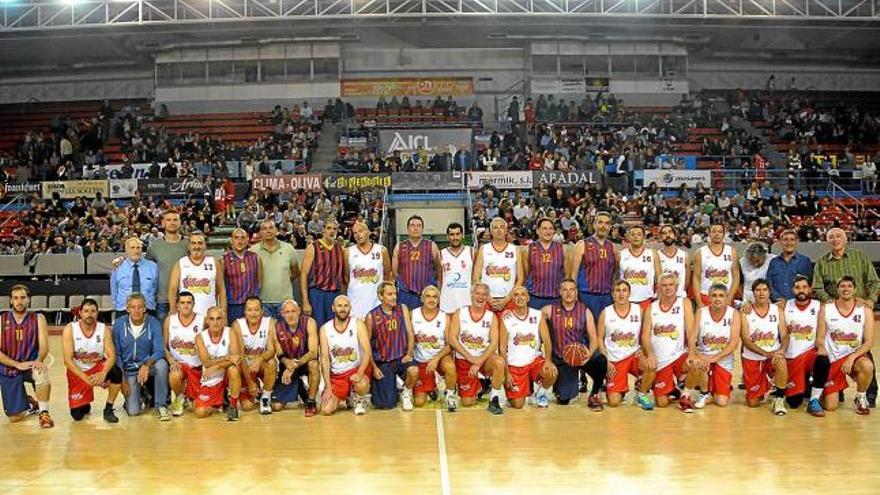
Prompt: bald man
<box><xmin>319</xmin><ymin>295</ymin><xmax>373</xmax><ymax>416</ymax></box>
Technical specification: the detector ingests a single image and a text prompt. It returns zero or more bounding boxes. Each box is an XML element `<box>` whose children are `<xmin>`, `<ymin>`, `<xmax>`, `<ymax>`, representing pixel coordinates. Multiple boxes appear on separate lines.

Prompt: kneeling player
<box><xmin>680</xmin><ymin>284</ymin><xmax>740</xmax><ymax>413</ymax></box>
<box><xmin>319</xmin><ymin>296</ymin><xmax>372</xmax><ymax>416</ymax></box>
<box><xmin>233</xmin><ymin>297</ymin><xmax>277</xmax><ymax>414</ymax></box>
<box><xmin>641</xmin><ymin>272</ymin><xmax>692</xmax><ymax>408</ymax></box>
<box><xmin>501</xmin><ymin>287</ymin><xmax>557</xmax><ymax>409</ymax></box>
<box><xmin>741</xmin><ymin>279</ymin><xmax>789</xmax><ymax>415</ymax></box>
<box><xmin>782</xmin><ymin>276</ymin><xmax>824</xmax><ymax>415</ymax></box>
<box><xmin>271</xmin><ymin>299</ymin><xmax>319</xmax><ymax>416</ymax></box>
<box><xmin>62</xmin><ymin>298</ymin><xmax>121</xmax><ymax>423</ymax></box>
<box><xmin>164</xmin><ymin>292</ymin><xmax>204</xmax><ymax>416</ymax></box>
<box><xmin>412</xmin><ymin>285</ymin><xmax>458</xmax><ymax>411</ymax></box>
<box><xmin>448</xmin><ymin>283</ymin><xmax>507</xmax><ymax>415</ymax></box>
<box><xmin>194</xmin><ymin>307</ymin><xmax>242</xmax><ymax>421</ymax></box>
<box><xmin>815</xmin><ymin>276</ymin><xmax>875</xmax><ymax>415</ymax></box>
<box><xmin>598</xmin><ymin>281</ymin><xmax>654</xmax><ymax>410</ymax></box>
<box><xmin>368</xmin><ymin>282</ymin><xmax>419</xmax><ymax>411</ymax></box>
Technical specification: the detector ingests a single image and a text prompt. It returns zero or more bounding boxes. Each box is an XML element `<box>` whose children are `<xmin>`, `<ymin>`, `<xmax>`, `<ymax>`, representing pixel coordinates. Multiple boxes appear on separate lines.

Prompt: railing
<box><xmin>379</xmin><ymin>186</ymin><xmax>390</xmax><ymax>249</ymax></box>
<box><xmin>828</xmin><ymin>180</ymin><xmax>880</xmax><ymax>220</ymax></box>
<box><xmin>704</xmin><ymin>168</ymin><xmax>863</xmax><ymax>193</ymax></box>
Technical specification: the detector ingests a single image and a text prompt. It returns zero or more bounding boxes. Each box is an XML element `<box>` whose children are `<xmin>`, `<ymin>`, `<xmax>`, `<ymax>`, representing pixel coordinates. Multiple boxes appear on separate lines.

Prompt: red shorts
<box><xmin>330</xmin><ymin>365</ymin><xmax>372</xmax><ymax>400</ymax></box>
<box><xmin>785</xmin><ymin>349</ymin><xmax>817</xmax><ymax>397</ymax></box>
<box><xmin>414</xmin><ymin>361</ymin><xmax>447</xmax><ymax>395</ymax></box>
<box><xmin>824</xmin><ymin>355</ymin><xmax>865</xmax><ymax>396</ymax></box>
<box><xmin>239</xmin><ymin>362</ymin><xmax>266</xmax><ymax>402</ymax></box>
<box><xmin>607</xmin><ymin>353</ymin><xmax>641</xmax><ymax>395</ymax></box>
<box><xmin>67</xmin><ymin>361</ymin><xmax>107</xmax><ymax>409</ymax></box>
<box><xmin>195</xmin><ymin>379</ymin><xmax>227</xmax><ymax>409</ymax></box>
<box><xmin>490</xmin><ymin>298</ymin><xmax>517</xmax><ymax>319</ymax></box>
<box><xmin>506</xmin><ymin>357</ymin><xmax>545</xmax><ymax>400</ymax></box>
<box><xmin>178</xmin><ymin>364</ymin><xmax>202</xmax><ymax>400</ymax></box>
<box><xmin>708</xmin><ymin>363</ymin><xmax>732</xmax><ymax>398</ymax></box>
<box><xmin>636</xmin><ymin>299</ymin><xmax>654</xmax><ymax>312</ymax></box>
<box><xmin>653</xmin><ymin>353</ymin><xmax>687</xmax><ymax>397</ymax></box>
<box><xmin>742</xmin><ymin>358</ymin><xmax>774</xmax><ymax>401</ymax></box>
<box><xmin>455</xmin><ymin>358</ymin><xmax>493</xmax><ymax>398</ymax></box>
<box><xmin>699</xmin><ymin>294</ymin><xmax>711</xmax><ymax>306</ymax></box>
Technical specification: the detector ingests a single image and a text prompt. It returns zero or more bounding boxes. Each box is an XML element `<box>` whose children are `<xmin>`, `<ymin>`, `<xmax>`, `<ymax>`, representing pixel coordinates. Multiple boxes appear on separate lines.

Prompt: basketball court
<box><xmin>3</xmin><ymin>338</ymin><xmax>878</xmax><ymax>495</ymax></box>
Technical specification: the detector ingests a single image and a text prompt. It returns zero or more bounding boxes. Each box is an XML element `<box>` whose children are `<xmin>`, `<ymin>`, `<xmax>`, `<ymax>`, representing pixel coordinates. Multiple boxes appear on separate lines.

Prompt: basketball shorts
<box><xmin>455</xmin><ymin>358</ymin><xmax>493</xmax><ymax>398</ymax></box>
<box><xmin>195</xmin><ymin>379</ymin><xmax>227</xmax><ymax>409</ymax></box>
<box><xmin>824</xmin><ymin>355</ymin><xmax>868</xmax><ymax>396</ymax></box>
<box><xmin>308</xmin><ymin>287</ymin><xmax>341</xmax><ymax>327</ymax></box>
<box><xmin>527</xmin><ymin>294</ymin><xmax>558</xmax><ymax>311</ymax></box>
<box><xmin>707</xmin><ymin>362</ymin><xmax>732</xmax><ymax>398</ymax></box>
<box><xmin>0</xmin><ymin>370</ymin><xmax>35</xmax><ymax>417</ymax></box>
<box><xmin>785</xmin><ymin>349</ymin><xmax>817</xmax><ymax>397</ymax></box>
<box><xmin>414</xmin><ymin>361</ymin><xmax>447</xmax><ymax>395</ymax></box>
<box><xmin>397</xmin><ymin>288</ymin><xmax>422</xmax><ymax>312</ymax></box>
<box><xmin>67</xmin><ymin>361</ymin><xmax>109</xmax><ymax>409</ymax></box>
<box><xmin>330</xmin><ymin>365</ymin><xmax>372</xmax><ymax>400</ymax></box>
<box><xmin>273</xmin><ymin>365</ymin><xmax>309</xmax><ymax>405</ymax></box>
<box><xmin>506</xmin><ymin>357</ymin><xmax>545</xmax><ymax>400</ymax></box>
<box><xmin>177</xmin><ymin>363</ymin><xmax>203</xmax><ymax>400</ymax></box>
<box><xmin>239</xmin><ymin>358</ymin><xmax>268</xmax><ymax>402</ymax></box>
<box><xmin>742</xmin><ymin>357</ymin><xmax>774</xmax><ymax>401</ymax></box>
<box><xmin>653</xmin><ymin>353</ymin><xmax>687</xmax><ymax>397</ymax></box>
<box><xmin>372</xmin><ymin>359</ymin><xmax>417</xmax><ymax>409</ymax></box>
<box><xmin>607</xmin><ymin>353</ymin><xmax>641</xmax><ymax>395</ymax></box>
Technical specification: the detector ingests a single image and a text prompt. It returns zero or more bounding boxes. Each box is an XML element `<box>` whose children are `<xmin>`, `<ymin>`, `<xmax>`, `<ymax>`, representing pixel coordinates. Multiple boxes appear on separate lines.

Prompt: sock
<box><xmin>773</xmin><ymin>387</ymin><xmax>785</xmax><ymax>398</ymax></box>
<box><xmin>261</xmin><ymin>390</ymin><xmax>271</xmax><ymax>400</ymax></box>
<box><xmin>230</xmin><ymin>396</ymin><xmax>239</xmax><ymax>407</ymax></box>
<box><xmin>39</xmin><ymin>401</ymin><xmax>49</xmax><ymax>413</ymax></box>
<box><xmin>856</xmin><ymin>391</ymin><xmax>867</xmax><ymax>400</ymax></box>
<box><xmin>490</xmin><ymin>388</ymin><xmax>503</xmax><ymax>401</ymax></box>
<box><xmin>404</xmin><ymin>386</ymin><xmax>413</xmax><ymax>395</ymax></box>
<box><xmin>810</xmin><ymin>387</ymin><xmax>823</xmax><ymax>401</ymax></box>
<box><xmin>445</xmin><ymin>389</ymin><xmax>455</xmax><ymax>398</ymax></box>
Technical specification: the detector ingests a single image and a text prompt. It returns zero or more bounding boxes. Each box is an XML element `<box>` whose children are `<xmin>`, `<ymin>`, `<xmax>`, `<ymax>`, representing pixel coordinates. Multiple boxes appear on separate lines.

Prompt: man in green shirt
<box><xmin>249</xmin><ymin>219</ymin><xmax>300</xmax><ymax>320</ymax></box>
<box><xmin>146</xmin><ymin>210</ymin><xmax>189</xmax><ymax>323</ymax></box>
<box><xmin>812</xmin><ymin>227</ymin><xmax>879</xmax><ymax>406</ymax></box>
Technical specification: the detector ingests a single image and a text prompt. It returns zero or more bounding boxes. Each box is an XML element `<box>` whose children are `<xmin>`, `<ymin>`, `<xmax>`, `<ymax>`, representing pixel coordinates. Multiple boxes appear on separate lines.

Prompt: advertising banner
<box><xmin>109</xmin><ymin>179</ymin><xmax>138</xmax><ymax>199</ymax></box>
<box><xmin>392</xmin><ymin>172</ymin><xmax>463</xmax><ymax>191</ymax></box>
<box><xmin>378</xmin><ymin>128</ymin><xmax>473</xmax><ymax>155</ymax></box>
<box><xmin>0</xmin><ymin>182</ymin><xmax>42</xmax><ymax>196</ymax></box>
<box><xmin>465</xmin><ymin>171</ymin><xmax>533</xmax><ymax>190</ymax></box>
<box><xmin>323</xmin><ymin>174</ymin><xmax>392</xmax><ymax>192</ymax></box>
<box><xmin>533</xmin><ymin>171</ymin><xmax>597</xmax><ymax>188</ymax></box>
<box><xmin>252</xmin><ymin>175</ymin><xmax>323</xmax><ymax>192</ymax></box>
<box><xmin>41</xmin><ymin>180</ymin><xmax>109</xmax><ymax>199</ymax></box>
<box><xmin>137</xmin><ymin>178</ymin><xmax>209</xmax><ymax>197</ymax></box>
<box><xmin>341</xmin><ymin>77</ymin><xmax>475</xmax><ymax>97</ymax></box>
<box><xmin>643</xmin><ymin>170</ymin><xmax>712</xmax><ymax>189</ymax></box>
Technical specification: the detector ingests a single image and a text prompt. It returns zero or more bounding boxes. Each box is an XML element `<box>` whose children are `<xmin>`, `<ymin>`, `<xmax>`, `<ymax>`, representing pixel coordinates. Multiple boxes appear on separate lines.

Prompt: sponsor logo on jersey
<box><xmin>623</xmin><ymin>269</ymin><xmax>649</xmax><ymax>286</ymax></box>
<box><xmin>653</xmin><ymin>323</ymin><xmax>680</xmax><ymax>339</ymax></box>
<box><xmin>829</xmin><ymin>329</ymin><xmax>860</xmax><ymax>349</ymax></box>
<box><xmin>182</xmin><ymin>276</ymin><xmax>212</xmax><ymax>293</ymax></box>
<box><xmin>787</xmin><ymin>323</ymin><xmax>815</xmax><ymax>341</ymax></box>
<box><xmin>609</xmin><ymin>330</ymin><xmax>637</xmax><ymax>349</ymax></box>
<box><xmin>485</xmin><ymin>263</ymin><xmax>512</xmax><ymax>281</ymax></box>
<box><xmin>353</xmin><ymin>266</ymin><xmax>380</xmax><ymax>284</ymax></box>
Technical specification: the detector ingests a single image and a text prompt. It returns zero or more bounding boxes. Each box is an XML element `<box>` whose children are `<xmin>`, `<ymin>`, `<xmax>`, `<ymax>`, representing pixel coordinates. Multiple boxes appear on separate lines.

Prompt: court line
<box><xmin>435</xmin><ymin>410</ymin><xmax>452</xmax><ymax>495</ymax></box>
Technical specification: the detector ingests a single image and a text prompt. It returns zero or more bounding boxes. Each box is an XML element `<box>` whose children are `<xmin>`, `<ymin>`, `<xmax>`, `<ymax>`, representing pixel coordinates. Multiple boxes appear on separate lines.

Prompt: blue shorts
<box><xmin>0</xmin><ymin>371</ymin><xmax>33</xmax><ymax>417</ymax></box>
<box><xmin>262</xmin><ymin>303</ymin><xmax>283</xmax><ymax>321</ymax></box>
<box><xmin>579</xmin><ymin>292</ymin><xmax>612</xmax><ymax>324</ymax></box>
<box><xmin>309</xmin><ymin>288</ymin><xmax>340</xmax><ymax>327</ymax></box>
<box><xmin>227</xmin><ymin>303</ymin><xmax>245</xmax><ymax>324</ymax></box>
<box><xmin>371</xmin><ymin>359</ymin><xmax>418</xmax><ymax>409</ymax></box>
<box><xmin>397</xmin><ymin>289</ymin><xmax>422</xmax><ymax>311</ymax></box>
<box><xmin>528</xmin><ymin>294</ymin><xmax>558</xmax><ymax>311</ymax></box>
<box><xmin>272</xmin><ymin>365</ymin><xmax>310</xmax><ymax>405</ymax></box>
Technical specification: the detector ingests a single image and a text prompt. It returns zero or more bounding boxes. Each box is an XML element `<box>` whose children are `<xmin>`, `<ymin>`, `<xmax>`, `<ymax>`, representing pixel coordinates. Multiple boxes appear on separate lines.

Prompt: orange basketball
<box><xmin>563</xmin><ymin>343</ymin><xmax>590</xmax><ymax>367</ymax></box>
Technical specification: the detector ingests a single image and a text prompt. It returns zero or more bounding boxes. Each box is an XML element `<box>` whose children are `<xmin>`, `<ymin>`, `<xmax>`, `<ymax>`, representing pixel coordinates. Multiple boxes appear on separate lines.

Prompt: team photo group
<box><xmin>1</xmin><ymin>207</ymin><xmax>877</xmax><ymax>428</ymax></box>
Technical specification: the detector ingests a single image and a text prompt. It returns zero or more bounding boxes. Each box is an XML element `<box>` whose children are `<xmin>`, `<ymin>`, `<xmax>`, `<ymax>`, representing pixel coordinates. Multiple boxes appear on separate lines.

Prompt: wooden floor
<box><xmin>3</xmin><ymin>338</ymin><xmax>879</xmax><ymax>495</ymax></box>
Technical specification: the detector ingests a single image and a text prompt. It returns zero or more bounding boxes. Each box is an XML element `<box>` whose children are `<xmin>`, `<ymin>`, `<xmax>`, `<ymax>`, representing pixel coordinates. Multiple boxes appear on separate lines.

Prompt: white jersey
<box><xmin>347</xmin><ymin>243</ymin><xmax>384</xmax><ymax>319</ymax></box>
<box><xmin>696</xmin><ymin>306</ymin><xmax>736</xmax><ymax>372</ymax></box>
<box><xmin>440</xmin><ymin>246</ymin><xmax>474</xmax><ymax>314</ymax></box>
<box><xmin>412</xmin><ymin>307</ymin><xmax>448</xmax><ymax>363</ymax></box>
<box><xmin>71</xmin><ymin>321</ymin><xmax>107</xmax><ymax>371</ymax></box>
<box><xmin>619</xmin><ymin>248</ymin><xmax>656</xmax><ymax>302</ymax></box>
<box><xmin>650</xmin><ymin>298</ymin><xmax>687</xmax><ymax>370</ymax></box>
<box><xmin>658</xmin><ymin>248</ymin><xmax>688</xmax><ymax>298</ymax></box>
<box><xmin>823</xmin><ymin>302</ymin><xmax>866</xmax><ymax>362</ymax></box>
<box><xmin>238</xmin><ymin>317</ymin><xmax>271</xmax><ymax>359</ymax></box>
<box><xmin>200</xmin><ymin>327</ymin><xmax>232</xmax><ymax>387</ymax></box>
<box><xmin>503</xmin><ymin>308</ymin><xmax>543</xmax><ymax>367</ymax></box>
<box><xmin>698</xmin><ymin>245</ymin><xmax>735</xmax><ymax>296</ymax></box>
<box><xmin>178</xmin><ymin>255</ymin><xmax>218</xmax><ymax>315</ymax></box>
<box><xmin>479</xmin><ymin>243</ymin><xmax>517</xmax><ymax>298</ymax></box>
<box><xmin>742</xmin><ymin>305</ymin><xmax>782</xmax><ymax>361</ymax></box>
<box><xmin>784</xmin><ymin>299</ymin><xmax>820</xmax><ymax>359</ymax></box>
<box><xmin>740</xmin><ymin>254</ymin><xmax>775</xmax><ymax>303</ymax></box>
<box><xmin>323</xmin><ymin>318</ymin><xmax>362</xmax><ymax>375</ymax></box>
<box><xmin>602</xmin><ymin>303</ymin><xmax>642</xmax><ymax>362</ymax></box>
<box><xmin>168</xmin><ymin>312</ymin><xmax>204</xmax><ymax>368</ymax></box>
<box><xmin>455</xmin><ymin>306</ymin><xmax>494</xmax><ymax>359</ymax></box>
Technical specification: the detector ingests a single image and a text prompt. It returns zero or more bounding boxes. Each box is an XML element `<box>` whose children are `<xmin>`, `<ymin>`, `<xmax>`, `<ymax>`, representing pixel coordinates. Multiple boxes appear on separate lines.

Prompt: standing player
<box><xmin>569</xmin><ymin>212</ymin><xmax>617</xmax><ymax>321</ymax></box>
<box><xmin>367</xmin><ymin>282</ymin><xmax>419</xmax><ymax>411</ymax></box>
<box><xmin>164</xmin><ymin>291</ymin><xmax>204</xmax><ymax>417</ymax></box>
<box><xmin>232</xmin><ymin>297</ymin><xmax>277</xmax><ymax>414</ymax></box>
<box><xmin>680</xmin><ymin>284</ymin><xmax>740</xmax><ymax>413</ymax></box>
<box><xmin>194</xmin><ymin>307</ymin><xmax>242</xmax><ymax>421</ymax></box>
<box><xmin>271</xmin><ymin>299</ymin><xmax>319</xmax><ymax>416</ymax></box>
<box><xmin>641</xmin><ymin>272</ymin><xmax>693</xmax><ymax>407</ymax></box>
<box><xmin>448</xmin><ymin>283</ymin><xmax>507</xmax><ymax>414</ymax></box>
<box><xmin>692</xmin><ymin>222</ymin><xmax>740</xmax><ymax>308</ymax></box>
<box><xmin>741</xmin><ymin>279</ymin><xmax>789</xmax><ymax>415</ymax></box>
<box><xmin>657</xmin><ymin>225</ymin><xmax>690</xmax><ymax>299</ymax></box>
<box><xmin>597</xmin><ymin>281</ymin><xmax>654</xmax><ymax>410</ymax></box>
<box><xmin>412</xmin><ymin>285</ymin><xmax>458</xmax><ymax>410</ymax></box>
<box><xmin>392</xmin><ymin>215</ymin><xmax>441</xmax><ymax>311</ymax></box>
<box><xmin>618</xmin><ymin>225</ymin><xmax>660</xmax><ymax>308</ymax></box>
<box><xmin>524</xmin><ymin>217</ymin><xmax>567</xmax><ymax>310</ymax></box>
<box><xmin>0</xmin><ymin>285</ymin><xmax>53</xmax><ymax>427</ymax></box>
<box><xmin>345</xmin><ymin>221</ymin><xmax>390</xmax><ymax>320</ymax></box>
<box><xmin>168</xmin><ymin>233</ymin><xmax>227</xmax><ymax>317</ymax></box>
<box><xmin>301</xmin><ymin>220</ymin><xmax>345</xmax><ymax>326</ymax></box>
<box><xmin>62</xmin><ymin>298</ymin><xmax>121</xmax><ymax>423</ymax></box>
<box><xmin>439</xmin><ymin>223</ymin><xmax>474</xmax><ymax>315</ymax></box>
<box><xmin>816</xmin><ymin>276</ymin><xmax>875</xmax><ymax>414</ymax></box>
<box><xmin>319</xmin><ymin>295</ymin><xmax>372</xmax><ymax>416</ymax></box>
<box><xmin>543</xmin><ymin>279</ymin><xmax>607</xmax><ymax>410</ymax></box>
<box><xmin>500</xmin><ymin>286</ymin><xmax>558</xmax><ymax>409</ymax></box>
<box><xmin>474</xmin><ymin>217</ymin><xmax>524</xmax><ymax>314</ymax></box>
<box><xmin>221</xmin><ymin>228</ymin><xmax>262</xmax><ymax>323</ymax></box>
<box><xmin>783</xmin><ymin>276</ymin><xmax>825</xmax><ymax>414</ymax></box>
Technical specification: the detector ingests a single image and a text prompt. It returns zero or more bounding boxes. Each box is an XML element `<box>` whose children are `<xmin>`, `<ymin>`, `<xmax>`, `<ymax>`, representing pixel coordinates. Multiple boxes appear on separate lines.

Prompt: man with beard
<box><xmin>657</xmin><ymin>225</ymin><xmax>690</xmax><ymax>299</ymax></box>
<box><xmin>692</xmin><ymin>222</ymin><xmax>740</xmax><ymax>308</ymax></box>
<box><xmin>346</xmin><ymin>221</ymin><xmax>391</xmax><ymax>320</ymax></box>
<box><xmin>782</xmin><ymin>276</ymin><xmax>826</xmax><ymax>415</ymax></box>
<box><xmin>524</xmin><ymin>217</ymin><xmax>567</xmax><ymax>310</ymax></box>
<box><xmin>439</xmin><ymin>223</ymin><xmax>474</xmax><ymax>315</ymax></box>
<box><xmin>271</xmin><ymin>299</ymin><xmax>319</xmax><ymax>416</ymax></box>
<box><xmin>618</xmin><ymin>225</ymin><xmax>660</xmax><ymax>309</ymax></box>
<box><xmin>740</xmin><ymin>279</ymin><xmax>789</xmax><ymax>415</ymax></box>
<box><xmin>319</xmin><ymin>295</ymin><xmax>372</xmax><ymax>416</ymax></box>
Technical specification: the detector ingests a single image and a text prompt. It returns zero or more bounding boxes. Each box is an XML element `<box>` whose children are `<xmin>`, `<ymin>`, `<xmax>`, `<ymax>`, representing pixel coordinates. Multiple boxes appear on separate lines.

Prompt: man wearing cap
<box><xmin>740</xmin><ymin>243</ymin><xmax>775</xmax><ymax>304</ymax></box>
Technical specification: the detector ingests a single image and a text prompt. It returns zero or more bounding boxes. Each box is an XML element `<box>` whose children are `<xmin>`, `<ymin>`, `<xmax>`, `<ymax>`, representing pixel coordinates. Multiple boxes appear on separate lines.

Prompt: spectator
<box><xmin>766</xmin><ymin>229</ymin><xmax>813</xmax><ymax>302</ymax></box>
<box><xmin>249</xmin><ymin>219</ymin><xmax>300</xmax><ymax>320</ymax></box>
<box><xmin>111</xmin><ymin>236</ymin><xmax>159</xmax><ymax>318</ymax></box>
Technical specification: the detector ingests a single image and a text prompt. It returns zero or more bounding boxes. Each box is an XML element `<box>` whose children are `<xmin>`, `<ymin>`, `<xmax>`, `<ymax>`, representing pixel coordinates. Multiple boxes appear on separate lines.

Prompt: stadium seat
<box><xmin>0</xmin><ymin>296</ymin><xmax>9</xmax><ymax>310</ymax></box>
<box><xmin>47</xmin><ymin>295</ymin><xmax>67</xmax><ymax>324</ymax></box>
<box><xmin>30</xmin><ymin>295</ymin><xmax>48</xmax><ymax>312</ymax></box>
<box><xmin>99</xmin><ymin>295</ymin><xmax>114</xmax><ymax>314</ymax></box>
<box><xmin>68</xmin><ymin>295</ymin><xmax>85</xmax><ymax>311</ymax></box>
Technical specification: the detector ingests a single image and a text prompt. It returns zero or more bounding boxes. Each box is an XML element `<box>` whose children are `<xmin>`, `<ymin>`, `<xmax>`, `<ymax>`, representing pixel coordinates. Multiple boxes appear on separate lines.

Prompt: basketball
<box><xmin>562</xmin><ymin>343</ymin><xmax>590</xmax><ymax>367</ymax></box>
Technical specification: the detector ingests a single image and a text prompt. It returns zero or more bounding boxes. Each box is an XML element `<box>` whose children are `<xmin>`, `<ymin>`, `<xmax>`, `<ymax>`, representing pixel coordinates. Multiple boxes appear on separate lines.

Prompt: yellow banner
<box><xmin>341</xmin><ymin>77</ymin><xmax>475</xmax><ymax>97</ymax></box>
<box><xmin>41</xmin><ymin>180</ymin><xmax>109</xmax><ymax>199</ymax></box>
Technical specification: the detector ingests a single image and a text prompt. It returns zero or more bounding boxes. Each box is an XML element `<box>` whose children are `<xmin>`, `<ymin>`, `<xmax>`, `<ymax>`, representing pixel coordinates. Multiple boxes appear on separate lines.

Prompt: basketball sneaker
<box><xmin>535</xmin><ymin>392</ymin><xmax>550</xmax><ymax>409</ymax></box>
<box><xmin>694</xmin><ymin>393</ymin><xmax>711</xmax><ymax>409</ymax></box>
<box><xmin>226</xmin><ymin>406</ymin><xmax>240</xmax><ymax>422</ymax></box>
<box><xmin>171</xmin><ymin>394</ymin><xmax>185</xmax><ymax>417</ymax></box>
<box><xmin>636</xmin><ymin>392</ymin><xmax>654</xmax><ymax>411</ymax></box>
<box><xmin>304</xmin><ymin>399</ymin><xmax>318</xmax><ymax>417</ymax></box>
<box><xmin>38</xmin><ymin>410</ymin><xmax>55</xmax><ymax>428</ymax></box>
<box><xmin>353</xmin><ymin>398</ymin><xmax>367</xmax><ymax>416</ymax></box>
<box><xmin>588</xmin><ymin>394</ymin><xmax>603</xmax><ymax>412</ymax></box>
<box><xmin>445</xmin><ymin>391</ymin><xmax>458</xmax><ymax>412</ymax></box>
<box><xmin>157</xmin><ymin>406</ymin><xmax>172</xmax><ymax>422</ymax></box>
<box><xmin>259</xmin><ymin>396</ymin><xmax>272</xmax><ymax>415</ymax></box>
<box><xmin>401</xmin><ymin>388</ymin><xmax>414</xmax><ymax>411</ymax></box>
<box><xmin>103</xmin><ymin>405</ymin><xmax>119</xmax><ymax>424</ymax></box>
<box><xmin>772</xmin><ymin>397</ymin><xmax>787</xmax><ymax>416</ymax></box>
<box><xmin>807</xmin><ymin>398</ymin><xmax>826</xmax><ymax>417</ymax></box>
<box><xmin>855</xmin><ymin>395</ymin><xmax>871</xmax><ymax>415</ymax></box>
<box><xmin>487</xmin><ymin>396</ymin><xmax>503</xmax><ymax>415</ymax></box>
<box><xmin>26</xmin><ymin>396</ymin><xmax>39</xmax><ymax>416</ymax></box>
<box><xmin>679</xmin><ymin>395</ymin><xmax>695</xmax><ymax>413</ymax></box>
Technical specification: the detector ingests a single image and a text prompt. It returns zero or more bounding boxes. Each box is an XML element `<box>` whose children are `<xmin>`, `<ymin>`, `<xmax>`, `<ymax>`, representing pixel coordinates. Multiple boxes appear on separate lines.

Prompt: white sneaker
<box><xmin>259</xmin><ymin>396</ymin><xmax>272</xmax><ymax>415</ymax></box>
<box><xmin>773</xmin><ymin>397</ymin><xmax>787</xmax><ymax>416</ymax></box>
<box><xmin>536</xmin><ymin>392</ymin><xmax>550</xmax><ymax>408</ymax></box>
<box><xmin>401</xmin><ymin>388</ymin><xmax>414</xmax><ymax>411</ymax></box>
<box><xmin>445</xmin><ymin>393</ymin><xmax>458</xmax><ymax>412</ymax></box>
<box><xmin>157</xmin><ymin>406</ymin><xmax>172</xmax><ymax>422</ymax></box>
<box><xmin>694</xmin><ymin>393</ymin><xmax>711</xmax><ymax>409</ymax></box>
<box><xmin>171</xmin><ymin>394</ymin><xmax>184</xmax><ymax>417</ymax></box>
<box><xmin>353</xmin><ymin>398</ymin><xmax>367</xmax><ymax>416</ymax></box>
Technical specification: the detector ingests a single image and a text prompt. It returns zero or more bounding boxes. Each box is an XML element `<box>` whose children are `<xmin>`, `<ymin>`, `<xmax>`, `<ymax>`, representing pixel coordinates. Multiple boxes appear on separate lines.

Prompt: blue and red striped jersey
<box><xmin>223</xmin><ymin>250</ymin><xmax>261</xmax><ymax>304</ymax></box>
<box><xmin>577</xmin><ymin>236</ymin><xmax>616</xmax><ymax>295</ymax></box>
<box><xmin>308</xmin><ymin>240</ymin><xmax>344</xmax><ymax>291</ymax></box>
<box><xmin>275</xmin><ymin>315</ymin><xmax>309</xmax><ymax>359</ymax></box>
<box><xmin>0</xmin><ymin>312</ymin><xmax>39</xmax><ymax>377</ymax></box>
<box><xmin>396</xmin><ymin>239</ymin><xmax>435</xmax><ymax>294</ymax></box>
<box><xmin>547</xmin><ymin>302</ymin><xmax>592</xmax><ymax>358</ymax></box>
<box><xmin>525</xmin><ymin>241</ymin><xmax>565</xmax><ymax>298</ymax></box>
<box><xmin>369</xmin><ymin>305</ymin><xmax>409</xmax><ymax>362</ymax></box>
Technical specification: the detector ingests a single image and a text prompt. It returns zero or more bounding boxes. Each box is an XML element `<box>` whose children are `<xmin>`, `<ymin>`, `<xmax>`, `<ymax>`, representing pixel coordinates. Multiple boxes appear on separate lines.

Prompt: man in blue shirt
<box><xmin>112</xmin><ymin>294</ymin><xmax>170</xmax><ymax>420</ymax></box>
<box><xmin>767</xmin><ymin>229</ymin><xmax>813</xmax><ymax>302</ymax></box>
<box><xmin>111</xmin><ymin>237</ymin><xmax>159</xmax><ymax>319</ymax></box>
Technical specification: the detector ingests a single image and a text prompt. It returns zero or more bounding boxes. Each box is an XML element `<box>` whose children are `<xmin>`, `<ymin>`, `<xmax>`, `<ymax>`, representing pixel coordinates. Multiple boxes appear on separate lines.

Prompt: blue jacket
<box><xmin>112</xmin><ymin>315</ymin><xmax>164</xmax><ymax>374</ymax></box>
